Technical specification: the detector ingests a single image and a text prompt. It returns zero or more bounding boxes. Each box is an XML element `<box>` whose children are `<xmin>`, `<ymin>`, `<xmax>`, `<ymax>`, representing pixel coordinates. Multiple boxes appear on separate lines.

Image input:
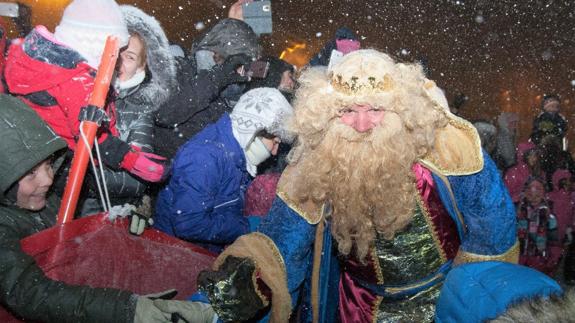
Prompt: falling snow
<box><xmin>24</xmin><ymin>0</ymin><xmax>575</xmax><ymax>143</ymax></box>
<box><xmin>194</xmin><ymin>22</ymin><xmax>205</xmax><ymax>31</ymax></box>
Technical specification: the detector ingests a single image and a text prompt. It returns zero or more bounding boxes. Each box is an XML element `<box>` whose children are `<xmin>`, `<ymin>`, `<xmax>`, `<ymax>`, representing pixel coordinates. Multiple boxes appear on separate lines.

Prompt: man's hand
<box><xmin>228</xmin><ymin>0</ymin><xmax>253</xmax><ymax>21</ymax></box>
<box><xmin>213</xmin><ymin>53</ymin><xmax>252</xmax><ymax>87</ymax></box>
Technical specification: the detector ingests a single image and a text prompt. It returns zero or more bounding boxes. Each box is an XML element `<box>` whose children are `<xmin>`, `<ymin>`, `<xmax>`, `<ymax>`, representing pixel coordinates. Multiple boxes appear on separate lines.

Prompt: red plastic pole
<box><xmin>57</xmin><ymin>36</ymin><xmax>120</xmax><ymax>224</ymax></box>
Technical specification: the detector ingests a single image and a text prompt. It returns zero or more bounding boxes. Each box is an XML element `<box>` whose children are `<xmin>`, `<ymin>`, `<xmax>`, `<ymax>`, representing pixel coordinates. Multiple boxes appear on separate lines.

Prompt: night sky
<box><xmin>8</xmin><ymin>0</ymin><xmax>575</xmax><ymax>143</ymax></box>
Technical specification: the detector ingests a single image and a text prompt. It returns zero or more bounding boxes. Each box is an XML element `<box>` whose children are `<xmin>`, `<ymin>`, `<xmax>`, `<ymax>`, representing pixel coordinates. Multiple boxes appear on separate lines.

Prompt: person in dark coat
<box><xmin>0</xmin><ymin>94</ymin><xmax>215</xmax><ymax>323</ymax></box>
<box><xmin>309</xmin><ymin>26</ymin><xmax>360</xmax><ymax>67</ymax></box>
<box><xmin>153</xmin><ymin>18</ymin><xmax>261</xmax><ymax>160</ymax></box>
<box><xmin>117</xmin><ymin>5</ymin><xmax>177</xmax><ymax>153</ymax></box>
<box><xmin>472</xmin><ymin>120</ymin><xmax>498</xmax><ymax>155</ymax></box>
<box><xmin>154</xmin><ymin>88</ymin><xmax>293</xmax><ymax>252</ymax></box>
<box><xmin>247</xmin><ymin>56</ymin><xmax>296</xmax><ymax>101</ymax></box>
<box><xmin>532</xmin><ymin>94</ymin><xmax>567</xmax><ymax>144</ymax></box>
<box><xmin>493</xmin><ymin>112</ymin><xmax>519</xmax><ymax>172</ymax></box>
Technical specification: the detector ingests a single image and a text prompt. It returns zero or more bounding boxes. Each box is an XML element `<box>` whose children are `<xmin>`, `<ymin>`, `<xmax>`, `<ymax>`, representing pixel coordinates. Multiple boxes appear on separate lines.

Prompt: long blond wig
<box><xmin>287</xmin><ymin>49</ymin><xmax>450</xmax><ymax>261</ymax></box>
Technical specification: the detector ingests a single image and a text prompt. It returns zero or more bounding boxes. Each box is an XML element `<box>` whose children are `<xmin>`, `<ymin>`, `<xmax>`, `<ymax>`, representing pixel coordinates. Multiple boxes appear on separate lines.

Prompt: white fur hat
<box><xmin>54</xmin><ymin>0</ymin><xmax>129</xmax><ymax>68</ymax></box>
<box><xmin>230</xmin><ymin>87</ymin><xmax>294</xmax><ymax>151</ymax></box>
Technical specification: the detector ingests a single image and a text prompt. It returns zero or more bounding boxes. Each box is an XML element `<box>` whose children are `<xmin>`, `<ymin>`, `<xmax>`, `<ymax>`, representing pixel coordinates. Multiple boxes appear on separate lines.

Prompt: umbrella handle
<box><xmin>57</xmin><ymin>36</ymin><xmax>120</xmax><ymax>224</ymax></box>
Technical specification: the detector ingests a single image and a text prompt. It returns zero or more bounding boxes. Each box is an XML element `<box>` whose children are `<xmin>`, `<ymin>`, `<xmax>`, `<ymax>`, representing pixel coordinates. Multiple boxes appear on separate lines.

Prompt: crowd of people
<box><xmin>0</xmin><ymin>0</ymin><xmax>574</xmax><ymax>322</ymax></box>
<box><xmin>472</xmin><ymin>93</ymin><xmax>575</xmax><ymax>284</ymax></box>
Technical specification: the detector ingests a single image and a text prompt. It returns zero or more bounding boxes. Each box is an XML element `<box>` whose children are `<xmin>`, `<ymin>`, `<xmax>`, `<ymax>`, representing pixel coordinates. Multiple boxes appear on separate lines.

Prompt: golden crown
<box><xmin>330</xmin><ymin>74</ymin><xmax>395</xmax><ymax>95</ymax></box>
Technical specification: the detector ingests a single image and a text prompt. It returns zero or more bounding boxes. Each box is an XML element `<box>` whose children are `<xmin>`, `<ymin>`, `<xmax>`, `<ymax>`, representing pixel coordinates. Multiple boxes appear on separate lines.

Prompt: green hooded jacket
<box><xmin>0</xmin><ymin>94</ymin><xmax>136</xmax><ymax>323</ymax></box>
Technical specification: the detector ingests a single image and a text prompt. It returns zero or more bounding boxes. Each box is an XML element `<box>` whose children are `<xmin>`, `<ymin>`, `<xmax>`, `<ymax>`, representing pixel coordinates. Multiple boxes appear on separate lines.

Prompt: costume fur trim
<box><xmin>214</xmin><ymin>233</ymin><xmax>292</xmax><ymax>323</ymax></box>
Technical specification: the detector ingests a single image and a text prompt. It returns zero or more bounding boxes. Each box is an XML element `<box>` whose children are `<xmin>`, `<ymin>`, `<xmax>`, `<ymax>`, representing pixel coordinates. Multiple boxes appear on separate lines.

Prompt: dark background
<box><xmin>6</xmin><ymin>0</ymin><xmax>575</xmax><ymax>144</ymax></box>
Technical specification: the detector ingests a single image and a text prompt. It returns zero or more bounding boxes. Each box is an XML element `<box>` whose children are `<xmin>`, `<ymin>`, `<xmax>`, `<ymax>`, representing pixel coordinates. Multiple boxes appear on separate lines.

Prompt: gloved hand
<box><xmin>98</xmin><ymin>136</ymin><xmax>170</xmax><ymax>182</ymax></box>
<box><xmin>120</xmin><ymin>146</ymin><xmax>170</xmax><ymax>183</ymax></box>
<box><xmin>213</xmin><ymin>53</ymin><xmax>252</xmax><ymax>87</ymax></box>
<box><xmin>133</xmin><ymin>289</ymin><xmax>178</xmax><ymax>323</ymax></box>
<box><xmin>129</xmin><ymin>195</ymin><xmax>154</xmax><ymax>236</ymax></box>
<box><xmin>197</xmin><ymin>256</ymin><xmax>266</xmax><ymax>322</ymax></box>
<box><xmin>130</xmin><ymin>211</ymin><xmax>154</xmax><ymax>236</ymax></box>
<box><xmin>153</xmin><ymin>300</ymin><xmax>216</xmax><ymax>323</ymax></box>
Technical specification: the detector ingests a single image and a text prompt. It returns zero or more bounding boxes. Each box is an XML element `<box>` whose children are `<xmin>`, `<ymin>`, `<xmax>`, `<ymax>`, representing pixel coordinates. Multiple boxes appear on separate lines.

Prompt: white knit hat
<box><xmin>54</xmin><ymin>0</ymin><xmax>129</xmax><ymax>68</ymax></box>
<box><xmin>231</xmin><ymin>87</ymin><xmax>294</xmax><ymax>151</ymax></box>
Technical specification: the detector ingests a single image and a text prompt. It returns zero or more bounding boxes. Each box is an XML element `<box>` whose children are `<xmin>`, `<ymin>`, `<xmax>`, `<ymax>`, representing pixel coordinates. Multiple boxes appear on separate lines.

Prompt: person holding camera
<box><xmin>153</xmin><ymin>3</ymin><xmax>261</xmax><ymax>160</ymax></box>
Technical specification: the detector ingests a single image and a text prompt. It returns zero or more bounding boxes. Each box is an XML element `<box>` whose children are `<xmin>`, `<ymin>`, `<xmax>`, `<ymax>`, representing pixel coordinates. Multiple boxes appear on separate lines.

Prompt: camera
<box><xmin>245</xmin><ymin>60</ymin><xmax>269</xmax><ymax>79</ymax></box>
<box><xmin>242</xmin><ymin>1</ymin><xmax>272</xmax><ymax>35</ymax></box>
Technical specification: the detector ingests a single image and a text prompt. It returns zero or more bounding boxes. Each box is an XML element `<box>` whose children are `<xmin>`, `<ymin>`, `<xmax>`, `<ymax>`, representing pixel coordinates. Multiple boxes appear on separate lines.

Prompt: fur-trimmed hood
<box><xmin>190</xmin><ymin>18</ymin><xmax>260</xmax><ymax>66</ymax></box>
<box><xmin>0</xmin><ymin>95</ymin><xmax>66</xmax><ymax>204</ymax></box>
<box><xmin>120</xmin><ymin>5</ymin><xmax>177</xmax><ymax>109</ymax></box>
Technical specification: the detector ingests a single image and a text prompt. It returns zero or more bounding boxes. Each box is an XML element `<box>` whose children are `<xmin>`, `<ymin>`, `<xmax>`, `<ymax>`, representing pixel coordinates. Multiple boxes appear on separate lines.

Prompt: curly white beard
<box><xmin>291</xmin><ymin>112</ymin><xmax>428</xmax><ymax>261</ymax></box>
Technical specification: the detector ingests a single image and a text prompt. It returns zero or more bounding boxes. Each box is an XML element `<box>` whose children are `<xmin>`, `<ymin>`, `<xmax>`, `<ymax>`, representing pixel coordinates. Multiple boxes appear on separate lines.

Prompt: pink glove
<box><xmin>120</xmin><ymin>148</ymin><xmax>169</xmax><ymax>182</ymax></box>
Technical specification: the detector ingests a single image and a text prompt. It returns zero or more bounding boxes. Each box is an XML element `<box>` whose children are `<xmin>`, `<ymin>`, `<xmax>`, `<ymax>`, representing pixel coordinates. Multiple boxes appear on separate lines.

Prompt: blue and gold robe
<box><xmin>212</xmin><ymin>117</ymin><xmax>518</xmax><ymax>323</ymax></box>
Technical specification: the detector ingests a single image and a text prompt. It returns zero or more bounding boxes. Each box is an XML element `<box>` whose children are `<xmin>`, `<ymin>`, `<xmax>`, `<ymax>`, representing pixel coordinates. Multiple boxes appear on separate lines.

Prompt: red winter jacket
<box><xmin>244</xmin><ymin>173</ymin><xmax>281</xmax><ymax>217</ymax></box>
<box><xmin>4</xmin><ymin>26</ymin><xmax>118</xmax><ymax>150</ymax></box>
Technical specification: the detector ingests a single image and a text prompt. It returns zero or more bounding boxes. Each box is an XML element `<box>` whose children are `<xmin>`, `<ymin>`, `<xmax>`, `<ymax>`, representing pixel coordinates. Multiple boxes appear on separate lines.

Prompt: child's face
<box><xmin>16</xmin><ymin>159</ymin><xmax>54</xmax><ymax>211</ymax></box>
<box><xmin>543</xmin><ymin>99</ymin><xmax>561</xmax><ymax>114</ymax></box>
<box><xmin>525</xmin><ymin>180</ymin><xmax>545</xmax><ymax>205</ymax></box>
<box><xmin>526</xmin><ymin>152</ymin><xmax>539</xmax><ymax>168</ymax></box>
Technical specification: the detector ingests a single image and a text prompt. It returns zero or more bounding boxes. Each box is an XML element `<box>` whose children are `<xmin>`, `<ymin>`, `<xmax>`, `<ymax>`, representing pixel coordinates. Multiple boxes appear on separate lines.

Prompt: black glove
<box><xmin>129</xmin><ymin>196</ymin><xmax>154</xmax><ymax>236</ymax></box>
<box><xmin>213</xmin><ymin>53</ymin><xmax>252</xmax><ymax>87</ymax></box>
<box><xmin>98</xmin><ymin>135</ymin><xmax>132</xmax><ymax>170</ymax></box>
<box><xmin>129</xmin><ymin>211</ymin><xmax>153</xmax><ymax>235</ymax></box>
<box><xmin>197</xmin><ymin>256</ymin><xmax>265</xmax><ymax>322</ymax></box>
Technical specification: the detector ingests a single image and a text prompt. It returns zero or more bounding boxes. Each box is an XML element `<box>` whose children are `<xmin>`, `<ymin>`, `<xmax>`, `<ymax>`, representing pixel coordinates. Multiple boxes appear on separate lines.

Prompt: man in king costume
<box><xmin>194</xmin><ymin>49</ymin><xmax>518</xmax><ymax>323</ymax></box>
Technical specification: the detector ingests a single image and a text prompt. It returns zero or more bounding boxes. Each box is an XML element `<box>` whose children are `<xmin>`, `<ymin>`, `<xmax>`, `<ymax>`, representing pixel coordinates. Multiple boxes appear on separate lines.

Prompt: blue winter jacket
<box><xmin>154</xmin><ymin>114</ymin><xmax>251</xmax><ymax>251</ymax></box>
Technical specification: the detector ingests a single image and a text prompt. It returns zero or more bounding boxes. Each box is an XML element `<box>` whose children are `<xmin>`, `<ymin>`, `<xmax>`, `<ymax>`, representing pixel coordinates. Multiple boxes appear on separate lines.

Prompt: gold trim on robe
<box><xmin>453</xmin><ymin>240</ymin><xmax>520</xmax><ymax>265</ymax></box>
<box><xmin>416</xmin><ymin>192</ymin><xmax>449</xmax><ymax>263</ymax></box>
<box><xmin>420</xmin><ymin>114</ymin><xmax>484</xmax><ymax>176</ymax></box>
<box><xmin>276</xmin><ymin>166</ymin><xmax>323</xmax><ymax>224</ymax></box>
